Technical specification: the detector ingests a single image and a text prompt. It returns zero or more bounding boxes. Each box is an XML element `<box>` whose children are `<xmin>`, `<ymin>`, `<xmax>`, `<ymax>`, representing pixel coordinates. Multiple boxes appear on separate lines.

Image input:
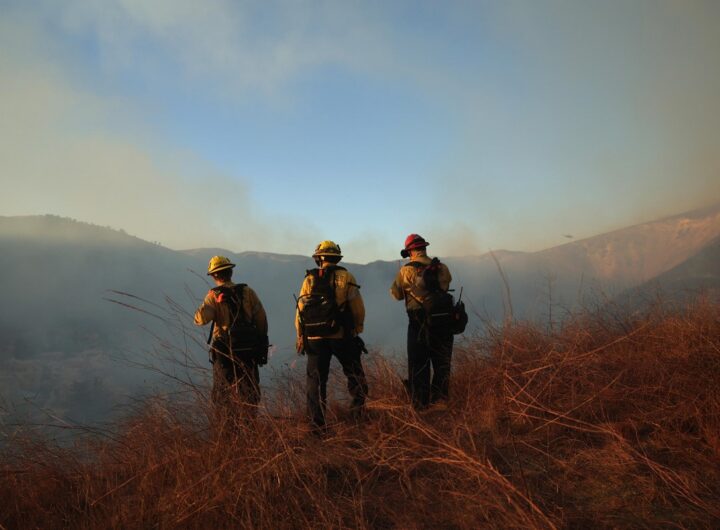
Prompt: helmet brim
<box><xmin>207</xmin><ymin>264</ymin><xmax>236</xmax><ymax>275</ymax></box>
<box><xmin>403</xmin><ymin>242</ymin><xmax>429</xmax><ymax>252</ymax></box>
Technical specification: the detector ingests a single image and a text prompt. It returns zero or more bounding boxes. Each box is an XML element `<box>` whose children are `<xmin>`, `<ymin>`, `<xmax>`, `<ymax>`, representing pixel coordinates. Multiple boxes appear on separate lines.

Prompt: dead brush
<box><xmin>464</xmin><ymin>296</ymin><xmax>720</xmax><ymax>527</ymax></box>
<box><xmin>2</xmin><ymin>298</ymin><xmax>720</xmax><ymax>528</ymax></box>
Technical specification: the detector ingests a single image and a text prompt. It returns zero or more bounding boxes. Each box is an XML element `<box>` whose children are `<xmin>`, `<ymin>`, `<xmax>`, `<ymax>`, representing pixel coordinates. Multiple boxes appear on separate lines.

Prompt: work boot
<box><xmin>350</xmin><ymin>404</ymin><xmax>366</xmax><ymax>423</ymax></box>
<box><xmin>429</xmin><ymin>400</ymin><xmax>448</xmax><ymax>411</ymax></box>
<box><xmin>309</xmin><ymin>421</ymin><xmax>329</xmax><ymax>438</ymax></box>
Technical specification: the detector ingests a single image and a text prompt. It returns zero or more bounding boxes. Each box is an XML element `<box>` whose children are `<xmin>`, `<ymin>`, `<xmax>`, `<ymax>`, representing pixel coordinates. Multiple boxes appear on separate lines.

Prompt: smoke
<box><xmin>429</xmin><ymin>0</ymin><xmax>720</xmax><ymax>251</ymax></box>
<box><xmin>52</xmin><ymin>0</ymin><xmax>395</xmax><ymax>102</ymax></box>
<box><xmin>1</xmin><ymin>1</ymin><xmax>719</xmax><ymax>261</ymax></box>
<box><xmin>0</xmin><ymin>9</ymin><xmax>321</xmax><ymax>256</ymax></box>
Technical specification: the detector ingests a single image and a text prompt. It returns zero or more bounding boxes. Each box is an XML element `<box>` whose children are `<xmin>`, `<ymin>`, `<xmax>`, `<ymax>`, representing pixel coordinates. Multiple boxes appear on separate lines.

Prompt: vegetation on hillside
<box><xmin>2</xmin><ymin>298</ymin><xmax>719</xmax><ymax>529</ymax></box>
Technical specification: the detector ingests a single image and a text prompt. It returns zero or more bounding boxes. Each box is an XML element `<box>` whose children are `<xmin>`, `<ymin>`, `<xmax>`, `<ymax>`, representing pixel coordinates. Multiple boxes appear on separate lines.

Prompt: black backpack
<box><xmin>406</xmin><ymin>258</ymin><xmax>468</xmax><ymax>335</ymax></box>
<box><xmin>298</xmin><ymin>266</ymin><xmax>349</xmax><ymax>337</ymax></box>
<box><xmin>210</xmin><ymin>284</ymin><xmax>268</xmax><ymax>364</ymax></box>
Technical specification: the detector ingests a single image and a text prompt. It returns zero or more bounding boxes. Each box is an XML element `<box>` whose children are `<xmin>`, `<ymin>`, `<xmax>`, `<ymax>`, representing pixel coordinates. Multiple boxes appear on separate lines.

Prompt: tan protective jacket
<box><xmin>390</xmin><ymin>252</ymin><xmax>452</xmax><ymax>311</ymax></box>
<box><xmin>295</xmin><ymin>264</ymin><xmax>365</xmax><ymax>340</ymax></box>
<box><xmin>194</xmin><ymin>281</ymin><xmax>268</xmax><ymax>339</ymax></box>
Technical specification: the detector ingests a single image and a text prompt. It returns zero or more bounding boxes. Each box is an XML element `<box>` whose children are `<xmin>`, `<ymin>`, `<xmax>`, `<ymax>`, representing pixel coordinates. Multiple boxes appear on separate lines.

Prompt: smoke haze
<box><xmin>1</xmin><ymin>1</ymin><xmax>719</xmax><ymax>262</ymax></box>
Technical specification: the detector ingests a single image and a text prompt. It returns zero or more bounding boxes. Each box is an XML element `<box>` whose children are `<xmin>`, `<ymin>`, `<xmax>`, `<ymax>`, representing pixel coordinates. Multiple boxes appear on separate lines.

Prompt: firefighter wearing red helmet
<box><xmin>390</xmin><ymin>234</ymin><xmax>454</xmax><ymax>409</ymax></box>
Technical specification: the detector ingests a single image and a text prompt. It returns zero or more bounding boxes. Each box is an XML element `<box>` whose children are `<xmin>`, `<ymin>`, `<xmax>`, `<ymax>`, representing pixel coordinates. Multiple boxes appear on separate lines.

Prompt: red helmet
<box><xmin>401</xmin><ymin>234</ymin><xmax>429</xmax><ymax>257</ymax></box>
<box><xmin>404</xmin><ymin>234</ymin><xmax>429</xmax><ymax>250</ymax></box>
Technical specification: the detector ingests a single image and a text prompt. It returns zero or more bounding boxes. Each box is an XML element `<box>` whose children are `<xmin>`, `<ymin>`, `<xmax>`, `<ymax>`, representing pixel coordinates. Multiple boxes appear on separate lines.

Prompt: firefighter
<box><xmin>390</xmin><ymin>234</ymin><xmax>453</xmax><ymax>409</ymax></box>
<box><xmin>295</xmin><ymin>240</ymin><xmax>368</xmax><ymax>430</ymax></box>
<box><xmin>194</xmin><ymin>256</ymin><xmax>269</xmax><ymax>412</ymax></box>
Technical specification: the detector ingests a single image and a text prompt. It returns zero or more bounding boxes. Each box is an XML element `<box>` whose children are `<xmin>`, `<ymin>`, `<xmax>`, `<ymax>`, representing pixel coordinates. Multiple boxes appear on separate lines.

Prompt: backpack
<box><xmin>406</xmin><ymin>258</ymin><xmax>468</xmax><ymax>335</ymax></box>
<box><xmin>210</xmin><ymin>284</ymin><xmax>268</xmax><ymax>364</ymax></box>
<box><xmin>298</xmin><ymin>266</ymin><xmax>349</xmax><ymax>337</ymax></box>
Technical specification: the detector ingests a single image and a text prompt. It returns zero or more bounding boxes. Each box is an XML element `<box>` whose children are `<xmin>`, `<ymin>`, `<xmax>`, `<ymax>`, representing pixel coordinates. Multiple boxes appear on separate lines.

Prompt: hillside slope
<box><xmin>618</xmin><ymin>235</ymin><xmax>720</xmax><ymax>305</ymax></box>
<box><xmin>447</xmin><ymin>203</ymin><xmax>720</xmax><ymax>320</ymax></box>
<box><xmin>651</xmin><ymin>234</ymin><xmax>720</xmax><ymax>293</ymax></box>
<box><xmin>535</xmin><ymin>203</ymin><xmax>720</xmax><ymax>282</ymax></box>
<box><xmin>3</xmin><ymin>300</ymin><xmax>719</xmax><ymax>529</ymax></box>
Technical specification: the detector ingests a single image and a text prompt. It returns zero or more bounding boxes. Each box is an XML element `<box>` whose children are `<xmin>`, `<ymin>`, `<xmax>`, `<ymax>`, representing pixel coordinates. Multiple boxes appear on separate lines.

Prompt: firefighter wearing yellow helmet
<box><xmin>194</xmin><ymin>255</ymin><xmax>269</xmax><ymax>413</ymax></box>
<box><xmin>295</xmin><ymin>240</ymin><xmax>368</xmax><ymax>430</ymax></box>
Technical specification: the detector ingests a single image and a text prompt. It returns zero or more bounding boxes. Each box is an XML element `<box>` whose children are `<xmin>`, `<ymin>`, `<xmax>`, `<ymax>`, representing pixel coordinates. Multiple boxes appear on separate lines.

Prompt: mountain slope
<box><xmin>444</xmin><ymin>203</ymin><xmax>720</xmax><ymax>321</ymax></box>
<box><xmin>618</xmin><ymin>235</ymin><xmax>720</xmax><ymax>305</ymax></box>
<box><xmin>652</xmin><ymin>234</ymin><xmax>720</xmax><ymax>292</ymax></box>
<box><xmin>534</xmin><ymin>203</ymin><xmax>720</xmax><ymax>283</ymax></box>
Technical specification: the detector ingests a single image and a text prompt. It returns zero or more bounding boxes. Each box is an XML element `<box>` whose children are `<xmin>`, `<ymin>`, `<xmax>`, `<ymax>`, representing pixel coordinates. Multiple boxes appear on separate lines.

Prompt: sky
<box><xmin>1</xmin><ymin>0</ymin><xmax>719</xmax><ymax>263</ymax></box>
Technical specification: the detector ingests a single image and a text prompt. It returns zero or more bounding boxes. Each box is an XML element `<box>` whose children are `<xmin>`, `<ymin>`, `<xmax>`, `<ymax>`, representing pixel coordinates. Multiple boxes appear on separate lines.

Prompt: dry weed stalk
<box><xmin>2</xmin><ymin>298</ymin><xmax>720</xmax><ymax>528</ymax></box>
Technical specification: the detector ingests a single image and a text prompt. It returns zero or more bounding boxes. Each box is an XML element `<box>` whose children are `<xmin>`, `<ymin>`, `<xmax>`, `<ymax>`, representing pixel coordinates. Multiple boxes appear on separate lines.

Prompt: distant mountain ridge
<box><xmin>440</xmin><ymin>203</ymin><xmax>720</xmax><ymax>323</ymax></box>
<box><xmin>180</xmin><ymin>248</ymin><xmax>310</xmax><ymax>263</ymax></box>
<box><xmin>7</xmin><ymin>203</ymin><xmax>719</xmax><ymax>270</ymax></box>
<box><xmin>0</xmin><ymin>214</ymin><xmax>153</xmax><ymax>247</ymax></box>
<box><xmin>533</xmin><ymin>204</ymin><xmax>720</xmax><ymax>283</ymax></box>
<box><xmin>2</xmin><ymin>205</ymin><xmax>720</xmax><ymax>423</ymax></box>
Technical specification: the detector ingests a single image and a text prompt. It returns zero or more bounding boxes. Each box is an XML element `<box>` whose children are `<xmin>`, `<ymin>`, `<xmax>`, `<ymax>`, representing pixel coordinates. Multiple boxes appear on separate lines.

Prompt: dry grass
<box><xmin>2</xmin><ymin>298</ymin><xmax>720</xmax><ymax>529</ymax></box>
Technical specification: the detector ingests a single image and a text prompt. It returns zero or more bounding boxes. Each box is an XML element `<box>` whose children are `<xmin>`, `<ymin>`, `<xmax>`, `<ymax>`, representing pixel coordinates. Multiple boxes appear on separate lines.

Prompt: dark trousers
<box><xmin>212</xmin><ymin>351</ymin><xmax>260</xmax><ymax>410</ymax></box>
<box><xmin>306</xmin><ymin>338</ymin><xmax>368</xmax><ymax>427</ymax></box>
<box><xmin>407</xmin><ymin>318</ymin><xmax>453</xmax><ymax>408</ymax></box>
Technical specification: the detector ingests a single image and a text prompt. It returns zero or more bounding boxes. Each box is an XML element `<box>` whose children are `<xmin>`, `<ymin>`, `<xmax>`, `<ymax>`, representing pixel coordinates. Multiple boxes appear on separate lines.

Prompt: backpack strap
<box><xmin>404</xmin><ymin>258</ymin><xmax>441</xmax><ymax>267</ymax></box>
<box><xmin>211</xmin><ymin>283</ymin><xmax>247</xmax><ymax>300</ymax></box>
<box><xmin>305</xmin><ymin>268</ymin><xmax>324</xmax><ymax>288</ymax></box>
<box><xmin>403</xmin><ymin>259</ymin><xmax>444</xmax><ymax>306</ymax></box>
<box><xmin>305</xmin><ymin>265</ymin><xmax>348</xmax><ymax>288</ymax></box>
<box><xmin>306</xmin><ymin>265</ymin><xmax>346</xmax><ymax>276</ymax></box>
<box><xmin>401</xmin><ymin>263</ymin><xmax>425</xmax><ymax>307</ymax></box>
<box><xmin>211</xmin><ymin>284</ymin><xmax>248</xmax><ymax>323</ymax></box>
<box><xmin>301</xmin><ymin>266</ymin><xmax>349</xmax><ymax>311</ymax></box>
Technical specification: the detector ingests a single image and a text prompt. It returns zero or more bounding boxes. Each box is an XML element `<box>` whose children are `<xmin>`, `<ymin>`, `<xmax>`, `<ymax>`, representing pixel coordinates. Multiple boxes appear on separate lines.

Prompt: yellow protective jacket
<box><xmin>390</xmin><ymin>252</ymin><xmax>452</xmax><ymax>311</ymax></box>
<box><xmin>295</xmin><ymin>264</ymin><xmax>365</xmax><ymax>340</ymax></box>
<box><xmin>194</xmin><ymin>281</ymin><xmax>268</xmax><ymax>339</ymax></box>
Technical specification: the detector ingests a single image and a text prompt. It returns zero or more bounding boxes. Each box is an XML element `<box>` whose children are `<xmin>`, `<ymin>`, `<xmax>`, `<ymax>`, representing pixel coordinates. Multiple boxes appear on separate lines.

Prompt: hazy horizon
<box><xmin>4</xmin><ymin>200</ymin><xmax>720</xmax><ymax>265</ymax></box>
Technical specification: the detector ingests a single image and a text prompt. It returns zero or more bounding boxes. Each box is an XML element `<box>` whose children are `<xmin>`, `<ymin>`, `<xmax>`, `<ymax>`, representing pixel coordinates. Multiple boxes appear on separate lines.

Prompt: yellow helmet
<box><xmin>207</xmin><ymin>255</ymin><xmax>236</xmax><ymax>275</ymax></box>
<box><xmin>312</xmin><ymin>240</ymin><xmax>343</xmax><ymax>258</ymax></box>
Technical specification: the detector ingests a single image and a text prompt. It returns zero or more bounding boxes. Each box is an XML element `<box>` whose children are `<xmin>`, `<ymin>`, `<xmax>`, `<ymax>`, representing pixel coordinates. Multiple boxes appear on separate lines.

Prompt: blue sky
<box><xmin>1</xmin><ymin>0</ymin><xmax>719</xmax><ymax>262</ymax></box>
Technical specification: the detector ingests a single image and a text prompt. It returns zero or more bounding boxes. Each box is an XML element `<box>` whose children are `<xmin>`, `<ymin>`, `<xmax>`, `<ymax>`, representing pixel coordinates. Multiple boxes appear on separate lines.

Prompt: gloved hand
<box><xmin>257</xmin><ymin>350</ymin><xmax>268</xmax><ymax>366</ymax></box>
<box><xmin>296</xmin><ymin>335</ymin><xmax>305</xmax><ymax>355</ymax></box>
<box><xmin>354</xmin><ymin>336</ymin><xmax>368</xmax><ymax>355</ymax></box>
<box><xmin>257</xmin><ymin>337</ymin><xmax>269</xmax><ymax>366</ymax></box>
